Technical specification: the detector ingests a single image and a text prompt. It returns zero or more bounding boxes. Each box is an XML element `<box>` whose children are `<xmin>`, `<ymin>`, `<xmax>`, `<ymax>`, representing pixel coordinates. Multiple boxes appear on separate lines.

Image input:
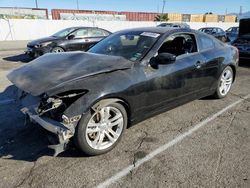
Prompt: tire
<box><xmin>213</xmin><ymin>66</ymin><xmax>233</xmax><ymax>99</ymax></box>
<box><xmin>51</xmin><ymin>47</ymin><xmax>65</xmax><ymax>53</ymax></box>
<box><xmin>75</xmin><ymin>102</ymin><xmax>127</xmax><ymax>156</ymax></box>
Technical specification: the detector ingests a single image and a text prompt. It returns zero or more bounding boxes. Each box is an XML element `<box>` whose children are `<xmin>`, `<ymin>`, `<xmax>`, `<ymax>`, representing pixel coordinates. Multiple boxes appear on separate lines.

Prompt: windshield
<box><xmin>52</xmin><ymin>28</ymin><xmax>76</xmax><ymax>37</ymax></box>
<box><xmin>226</xmin><ymin>27</ymin><xmax>239</xmax><ymax>33</ymax></box>
<box><xmin>88</xmin><ymin>31</ymin><xmax>160</xmax><ymax>62</ymax></box>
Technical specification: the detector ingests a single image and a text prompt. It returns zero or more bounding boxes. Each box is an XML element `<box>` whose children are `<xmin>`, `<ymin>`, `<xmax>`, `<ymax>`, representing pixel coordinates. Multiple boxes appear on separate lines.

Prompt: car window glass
<box><xmin>71</xmin><ymin>29</ymin><xmax>88</xmax><ymax>38</ymax></box>
<box><xmin>89</xmin><ymin>28</ymin><xmax>105</xmax><ymax>37</ymax></box>
<box><xmin>120</xmin><ymin>35</ymin><xmax>139</xmax><ymax>46</ymax></box>
<box><xmin>89</xmin><ymin>31</ymin><xmax>160</xmax><ymax>62</ymax></box>
<box><xmin>232</xmin><ymin>27</ymin><xmax>239</xmax><ymax>32</ymax></box>
<box><xmin>102</xmin><ymin>30</ymin><xmax>110</xmax><ymax>36</ymax></box>
<box><xmin>158</xmin><ymin>33</ymin><xmax>198</xmax><ymax>56</ymax></box>
<box><xmin>199</xmin><ymin>35</ymin><xmax>215</xmax><ymax>50</ymax></box>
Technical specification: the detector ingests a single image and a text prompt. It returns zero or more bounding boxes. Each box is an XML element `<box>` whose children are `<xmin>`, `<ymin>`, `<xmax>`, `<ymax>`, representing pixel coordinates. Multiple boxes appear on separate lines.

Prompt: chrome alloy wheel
<box><xmin>85</xmin><ymin>106</ymin><xmax>124</xmax><ymax>150</ymax></box>
<box><xmin>219</xmin><ymin>69</ymin><xmax>233</xmax><ymax>96</ymax></box>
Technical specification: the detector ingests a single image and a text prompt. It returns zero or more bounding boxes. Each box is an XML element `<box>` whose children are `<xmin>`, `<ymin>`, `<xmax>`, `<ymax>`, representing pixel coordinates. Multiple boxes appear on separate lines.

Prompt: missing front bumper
<box><xmin>21</xmin><ymin>106</ymin><xmax>75</xmax><ymax>156</ymax></box>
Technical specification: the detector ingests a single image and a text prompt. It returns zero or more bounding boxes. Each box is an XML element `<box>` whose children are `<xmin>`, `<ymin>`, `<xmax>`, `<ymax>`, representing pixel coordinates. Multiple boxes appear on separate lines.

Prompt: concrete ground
<box><xmin>0</xmin><ymin>49</ymin><xmax>249</xmax><ymax>188</ymax></box>
<box><xmin>0</xmin><ymin>40</ymin><xmax>29</xmax><ymax>51</ymax></box>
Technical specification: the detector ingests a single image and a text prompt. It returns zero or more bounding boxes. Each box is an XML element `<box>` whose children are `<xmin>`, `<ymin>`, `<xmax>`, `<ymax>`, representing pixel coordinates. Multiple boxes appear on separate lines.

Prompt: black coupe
<box><xmin>8</xmin><ymin>27</ymin><xmax>238</xmax><ymax>156</ymax></box>
<box><xmin>26</xmin><ymin>27</ymin><xmax>111</xmax><ymax>58</ymax></box>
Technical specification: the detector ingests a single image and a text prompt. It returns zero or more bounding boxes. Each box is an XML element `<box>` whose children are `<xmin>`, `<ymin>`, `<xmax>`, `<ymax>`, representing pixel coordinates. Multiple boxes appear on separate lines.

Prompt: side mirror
<box><xmin>67</xmin><ymin>35</ymin><xmax>75</xmax><ymax>40</ymax></box>
<box><xmin>154</xmin><ymin>53</ymin><xmax>176</xmax><ymax>65</ymax></box>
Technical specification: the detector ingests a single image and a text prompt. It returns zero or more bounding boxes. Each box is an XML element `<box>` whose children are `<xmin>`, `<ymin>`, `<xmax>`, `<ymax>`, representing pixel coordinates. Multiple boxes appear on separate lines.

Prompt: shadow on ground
<box><xmin>0</xmin><ymin>85</ymin><xmax>87</xmax><ymax>162</ymax></box>
<box><xmin>3</xmin><ymin>53</ymin><xmax>32</xmax><ymax>63</ymax></box>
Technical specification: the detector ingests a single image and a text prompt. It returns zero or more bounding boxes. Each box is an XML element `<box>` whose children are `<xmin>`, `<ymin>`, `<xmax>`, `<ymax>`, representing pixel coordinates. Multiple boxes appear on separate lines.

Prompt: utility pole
<box><xmin>76</xmin><ymin>0</ymin><xmax>79</xmax><ymax>10</ymax></box>
<box><xmin>157</xmin><ymin>2</ymin><xmax>159</xmax><ymax>14</ymax></box>
<box><xmin>161</xmin><ymin>0</ymin><xmax>166</xmax><ymax>14</ymax></box>
<box><xmin>239</xmin><ymin>6</ymin><xmax>243</xmax><ymax>16</ymax></box>
<box><xmin>35</xmin><ymin>0</ymin><xmax>38</xmax><ymax>8</ymax></box>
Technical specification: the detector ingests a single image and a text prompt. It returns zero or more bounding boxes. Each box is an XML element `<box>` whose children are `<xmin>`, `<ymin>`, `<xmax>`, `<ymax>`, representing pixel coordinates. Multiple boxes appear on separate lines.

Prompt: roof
<box><xmin>116</xmin><ymin>27</ymin><xmax>192</xmax><ymax>34</ymax></box>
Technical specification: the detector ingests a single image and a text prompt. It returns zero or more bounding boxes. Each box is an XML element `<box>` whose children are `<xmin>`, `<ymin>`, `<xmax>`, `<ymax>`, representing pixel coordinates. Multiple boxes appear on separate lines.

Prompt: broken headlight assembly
<box><xmin>37</xmin><ymin>90</ymin><xmax>87</xmax><ymax>122</ymax></box>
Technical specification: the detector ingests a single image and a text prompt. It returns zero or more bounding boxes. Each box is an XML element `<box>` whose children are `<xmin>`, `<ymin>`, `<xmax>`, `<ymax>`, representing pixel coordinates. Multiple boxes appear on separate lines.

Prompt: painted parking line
<box><xmin>0</xmin><ymin>98</ymin><xmax>15</xmax><ymax>105</ymax></box>
<box><xmin>96</xmin><ymin>93</ymin><xmax>250</xmax><ymax>188</ymax></box>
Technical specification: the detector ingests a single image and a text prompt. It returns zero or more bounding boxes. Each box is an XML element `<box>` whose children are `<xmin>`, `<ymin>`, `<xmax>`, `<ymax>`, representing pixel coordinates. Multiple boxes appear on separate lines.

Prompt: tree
<box><xmin>155</xmin><ymin>14</ymin><xmax>169</xmax><ymax>21</ymax></box>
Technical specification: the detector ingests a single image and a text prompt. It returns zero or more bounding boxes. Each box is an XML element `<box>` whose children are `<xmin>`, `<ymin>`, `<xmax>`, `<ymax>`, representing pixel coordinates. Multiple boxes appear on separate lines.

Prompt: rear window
<box><xmin>199</xmin><ymin>35</ymin><xmax>215</xmax><ymax>50</ymax></box>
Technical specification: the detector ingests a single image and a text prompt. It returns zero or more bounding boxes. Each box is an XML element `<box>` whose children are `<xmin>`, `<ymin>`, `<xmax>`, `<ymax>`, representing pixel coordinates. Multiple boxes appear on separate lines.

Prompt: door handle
<box><xmin>195</xmin><ymin>61</ymin><xmax>202</xmax><ymax>69</ymax></box>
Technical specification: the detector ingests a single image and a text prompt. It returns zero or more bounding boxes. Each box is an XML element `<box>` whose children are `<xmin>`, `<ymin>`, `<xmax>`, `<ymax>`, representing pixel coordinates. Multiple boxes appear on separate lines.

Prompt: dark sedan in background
<box><xmin>157</xmin><ymin>22</ymin><xmax>190</xmax><ymax>29</ymax></box>
<box><xmin>231</xmin><ymin>18</ymin><xmax>250</xmax><ymax>60</ymax></box>
<box><xmin>198</xmin><ymin>27</ymin><xmax>227</xmax><ymax>42</ymax></box>
<box><xmin>226</xmin><ymin>26</ymin><xmax>239</xmax><ymax>42</ymax></box>
<box><xmin>26</xmin><ymin>27</ymin><xmax>111</xmax><ymax>58</ymax></box>
<box><xmin>8</xmin><ymin>27</ymin><xmax>238</xmax><ymax>156</ymax></box>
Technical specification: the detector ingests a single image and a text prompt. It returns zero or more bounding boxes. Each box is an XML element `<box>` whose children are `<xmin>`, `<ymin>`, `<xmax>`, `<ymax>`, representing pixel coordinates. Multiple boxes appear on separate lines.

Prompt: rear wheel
<box><xmin>51</xmin><ymin>47</ymin><xmax>65</xmax><ymax>53</ymax></box>
<box><xmin>213</xmin><ymin>66</ymin><xmax>233</xmax><ymax>99</ymax></box>
<box><xmin>75</xmin><ymin>102</ymin><xmax>127</xmax><ymax>155</ymax></box>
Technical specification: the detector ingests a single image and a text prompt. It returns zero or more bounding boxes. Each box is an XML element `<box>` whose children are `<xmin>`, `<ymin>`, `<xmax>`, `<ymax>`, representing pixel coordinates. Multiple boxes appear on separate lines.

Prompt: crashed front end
<box><xmin>19</xmin><ymin>89</ymin><xmax>86</xmax><ymax>155</ymax></box>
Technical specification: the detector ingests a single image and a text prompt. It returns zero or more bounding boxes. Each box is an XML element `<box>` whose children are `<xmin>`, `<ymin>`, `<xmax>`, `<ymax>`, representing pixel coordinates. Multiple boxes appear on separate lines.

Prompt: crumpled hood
<box><xmin>7</xmin><ymin>52</ymin><xmax>133</xmax><ymax>96</ymax></box>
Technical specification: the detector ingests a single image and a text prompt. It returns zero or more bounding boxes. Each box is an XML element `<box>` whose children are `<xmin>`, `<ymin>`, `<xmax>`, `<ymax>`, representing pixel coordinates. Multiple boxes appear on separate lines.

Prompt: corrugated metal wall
<box><xmin>51</xmin><ymin>9</ymin><xmax>159</xmax><ymax>21</ymax></box>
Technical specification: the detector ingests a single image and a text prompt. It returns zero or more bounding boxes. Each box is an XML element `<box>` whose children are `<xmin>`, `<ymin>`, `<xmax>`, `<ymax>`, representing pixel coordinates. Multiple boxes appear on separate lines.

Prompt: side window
<box><xmin>158</xmin><ymin>33</ymin><xmax>198</xmax><ymax>56</ymax></box>
<box><xmin>71</xmin><ymin>29</ymin><xmax>88</xmax><ymax>38</ymax></box>
<box><xmin>218</xmin><ymin>28</ymin><xmax>223</xmax><ymax>33</ymax></box>
<box><xmin>89</xmin><ymin>28</ymin><xmax>105</xmax><ymax>37</ymax></box>
<box><xmin>227</xmin><ymin>27</ymin><xmax>232</xmax><ymax>32</ymax></box>
<box><xmin>102</xmin><ymin>30</ymin><xmax>110</xmax><ymax>36</ymax></box>
<box><xmin>199</xmin><ymin>35</ymin><xmax>215</xmax><ymax>50</ymax></box>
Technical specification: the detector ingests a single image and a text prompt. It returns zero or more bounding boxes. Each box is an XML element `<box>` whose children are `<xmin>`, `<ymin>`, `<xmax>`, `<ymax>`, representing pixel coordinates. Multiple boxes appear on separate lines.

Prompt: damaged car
<box><xmin>7</xmin><ymin>27</ymin><xmax>238</xmax><ymax>156</ymax></box>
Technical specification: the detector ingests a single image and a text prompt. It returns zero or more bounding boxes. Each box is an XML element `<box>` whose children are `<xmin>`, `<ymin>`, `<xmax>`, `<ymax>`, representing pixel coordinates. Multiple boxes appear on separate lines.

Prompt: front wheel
<box><xmin>213</xmin><ymin>66</ymin><xmax>233</xmax><ymax>99</ymax></box>
<box><xmin>75</xmin><ymin>102</ymin><xmax>127</xmax><ymax>156</ymax></box>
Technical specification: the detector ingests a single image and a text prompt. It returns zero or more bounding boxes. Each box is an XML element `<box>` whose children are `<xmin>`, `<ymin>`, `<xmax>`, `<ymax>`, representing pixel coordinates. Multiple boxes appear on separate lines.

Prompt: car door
<box><xmin>195</xmin><ymin>34</ymin><xmax>220</xmax><ymax>93</ymax></box>
<box><xmin>65</xmin><ymin>28</ymin><xmax>89</xmax><ymax>51</ymax></box>
<box><xmin>143</xmin><ymin>33</ymin><xmax>206</xmax><ymax>113</ymax></box>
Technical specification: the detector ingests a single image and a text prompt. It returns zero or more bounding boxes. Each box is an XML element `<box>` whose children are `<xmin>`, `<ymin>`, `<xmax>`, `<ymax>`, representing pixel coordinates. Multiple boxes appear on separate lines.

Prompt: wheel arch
<box><xmin>51</xmin><ymin>46</ymin><xmax>66</xmax><ymax>52</ymax></box>
<box><xmin>228</xmin><ymin>64</ymin><xmax>236</xmax><ymax>82</ymax></box>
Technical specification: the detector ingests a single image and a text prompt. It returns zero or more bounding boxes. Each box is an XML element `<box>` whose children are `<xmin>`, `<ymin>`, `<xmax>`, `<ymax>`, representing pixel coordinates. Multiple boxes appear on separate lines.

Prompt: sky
<box><xmin>0</xmin><ymin>0</ymin><xmax>249</xmax><ymax>14</ymax></box>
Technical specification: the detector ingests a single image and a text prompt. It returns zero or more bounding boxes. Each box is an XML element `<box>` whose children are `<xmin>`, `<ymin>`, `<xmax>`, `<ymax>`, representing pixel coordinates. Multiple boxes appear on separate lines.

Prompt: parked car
<box><xmin>226</xmin><ymin>26</ymin><xmax>239</xmax><ymax>42</ymax></box>
<box><xmin>26</xmin><ymin>27</ymin><xmax>111</xmax><ymax>58</ymax></box>
<box><xmin>157</xmin><ymin>22</ymin><xmax>190</xmax><ymax>29</ymax></box>
<box><xmin>198</xmin><ymin>27</ymin><xmax>228</xmax><ymax>42</ymax></box>
<box><xmin>8</xmin><ymin>27</ymin><xmax>238</xmax><ymax>156</ymax></box>
<box><xmin>231</xmin><ymin>19</ymin><xmax>250</xmax><ymax>60</ymax></box>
